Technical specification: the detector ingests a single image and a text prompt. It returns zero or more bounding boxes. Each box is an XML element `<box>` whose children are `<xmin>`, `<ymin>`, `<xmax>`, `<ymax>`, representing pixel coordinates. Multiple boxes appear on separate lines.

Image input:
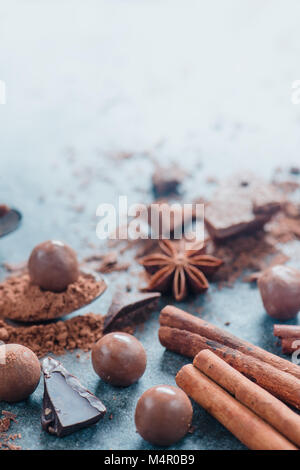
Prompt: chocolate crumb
<box><xmin>0</xmin><ymin>411</ymin><xmax>21</xmax><ymax>450</ymax></box>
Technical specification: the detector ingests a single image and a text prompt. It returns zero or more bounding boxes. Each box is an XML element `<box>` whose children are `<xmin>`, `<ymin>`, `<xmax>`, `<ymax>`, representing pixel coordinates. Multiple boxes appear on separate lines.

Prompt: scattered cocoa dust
<box><xmin>0</xmin><ymin>411</ymin><xmax>21</xmax><ymax>450</ymax></box>
<box><xmin>0</xmin><ymin>313</ymin><xmax>104</xmax><ymax>358</ymax></box>
<box><xmin>83</xmin><ymin>251</ymin><xmax>130</xmax><ymax>274</ymax></box>
<box><xmin>0</xmin><ymin>272</ymin><xmax>106</xmax><ymax>322</ymax></box>
<box><xmin>210</xmin><ymin>231</ymin><xmax>288</xmax><ymax>288</ymax></box>
<box><xmin>209</xmin><ymin>200</ymin><xmax>300</xmax><ymax>287</ymax></box>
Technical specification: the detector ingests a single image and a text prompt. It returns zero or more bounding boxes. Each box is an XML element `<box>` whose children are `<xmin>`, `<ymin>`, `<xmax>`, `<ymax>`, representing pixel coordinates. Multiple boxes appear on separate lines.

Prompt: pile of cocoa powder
<box><xmin>0</xmin><ymin>314</ymin><xmax>104</xmax><ymax>358</ymax></box>
<box><xmin>0</xmin><ymin>272</ymin><xmax>106</xmax><ymax>322</ymax></box>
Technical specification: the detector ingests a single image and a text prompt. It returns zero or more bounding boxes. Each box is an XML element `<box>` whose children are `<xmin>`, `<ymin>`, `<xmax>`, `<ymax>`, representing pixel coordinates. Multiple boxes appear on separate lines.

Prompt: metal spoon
<box><xmin>0</xmin><ymin>208</ymin><xmax>22</xmax><ymax>238</ymax></box>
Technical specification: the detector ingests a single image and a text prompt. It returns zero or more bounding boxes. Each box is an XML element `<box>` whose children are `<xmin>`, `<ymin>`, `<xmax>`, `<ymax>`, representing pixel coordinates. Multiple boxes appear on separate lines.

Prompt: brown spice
<box><xmin>0</xmin><ymin>272</ymin><xmax>106</xmax><ymax>322</ymax></box>
<box><xmin>0</xmin><ymin>313</ymin><xmax>104</xmax><ymax>358</ymax></box>
<box><xmin>176</xmin><ymin>364</ymin><xmax>296</xmax><ymax>450</ymax></box>
<box><xmin>140</xmin><ymin>239</ymin><xmax>223</xmax><ymax>301</ymax></box>
<box><xmin>159</xmin><ymin>305</ymin><xmax>300</xmax><ymax>380</ymax></box>
<box><xmin>0</xmin><ymin>411</ymin><xmax>21</xmax><ymax>450</ymax></box>
<box><xmin>193</xmin><ymin>349</ymin><xmax>300</xmax><ymax>448</ymax></box>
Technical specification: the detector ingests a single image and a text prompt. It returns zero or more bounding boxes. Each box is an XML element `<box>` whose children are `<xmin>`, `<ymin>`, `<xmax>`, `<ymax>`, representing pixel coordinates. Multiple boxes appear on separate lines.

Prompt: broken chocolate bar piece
<box><xmin>0</xmin><ymin>208</ymin><xmax>22</xmax><ymax>238</ymax></box>
<box><xmin>205</xmin><ymin>173</ymin><xmax>283</xmax><ymax>240</ymax></box>
<box><xmin>146</xmin><ymin>200</ymin><xmax>195</xmax><ymax>239</ymax></box>
<box><xmin>42</xmin><ymin>357</ymin><xmax>106</xmax><ymax>437</ymax></box>
<box><xmin>152</xmin><ymin>165</ymin><xmax>186</xmax><ymax>196</ymax></box>
<box><xmin>103</xmin><ymin>291</ymin><xmax>161</xmax><ymax>333</ymax></box>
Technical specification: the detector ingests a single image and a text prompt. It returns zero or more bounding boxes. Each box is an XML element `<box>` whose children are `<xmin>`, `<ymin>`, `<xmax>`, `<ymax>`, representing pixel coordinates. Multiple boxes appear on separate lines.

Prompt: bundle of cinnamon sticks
<box><xmin>274</xmin><ymin>324</ymin><xmax>300</xmax><ymax>355</ymax></box>
<box><xmin>159</xmin><ymin>305</ymin><xmax>300</xmax><ymax>450</ymax></box>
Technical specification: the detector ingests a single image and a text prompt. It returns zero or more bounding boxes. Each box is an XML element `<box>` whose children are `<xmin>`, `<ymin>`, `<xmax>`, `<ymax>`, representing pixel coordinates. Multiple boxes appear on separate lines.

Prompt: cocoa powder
<box><xmin>0</xmin><ymin>272</ymin><xmax>106</xmax><ymax>322</ymax></box>
<box><xmin>0</xmin><ymin>313</ymin><xmax>104</xmax><ymax>358</ymax></box>
<box><xmin>0</xmin><ymin>411</ymin><xmax>21</xmax><ymax>450</ymax></box>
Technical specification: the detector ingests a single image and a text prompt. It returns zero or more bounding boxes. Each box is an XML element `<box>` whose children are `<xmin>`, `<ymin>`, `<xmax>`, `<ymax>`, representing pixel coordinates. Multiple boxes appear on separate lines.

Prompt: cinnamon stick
<box><xmin>176</xmin><ymin>364</ymin><xmax>297</xmax><ymax>450</ymax></box>
<box><xmin>160</xmin><ymin>305</ymin><xmax>300</xmax><ymax>380</ymax></box>
<box><xmin>159</xmin><ymin>326</ymin><xmax>300</xmax><ymax>409</ymax></box>
<box><xmin>274</xmin><ymin>324</ymin><xmax>300</xmax><ymax>339</ymax></box>
<box><xmin>194</xmin><ymin>349</ymin><xmax>300</xmax><ymax>447</ymax></box>
<box><xmin>281</xmin><ymin>338</ymin><xmax>300</xmax><ymax>355</ymax></box>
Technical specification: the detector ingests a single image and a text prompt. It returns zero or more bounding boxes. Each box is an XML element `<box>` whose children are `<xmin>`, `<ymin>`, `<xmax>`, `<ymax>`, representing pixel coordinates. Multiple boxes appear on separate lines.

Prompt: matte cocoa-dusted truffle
<box><xmin>28</xmin><ymin>240</ymin><xmax>79</xmax><ymax>292</ymax></box>
<box><xmin>135</xmin><ymin>385</ymin><xmax>193</xmax><ymax>446</ymax></box>
<box><xmin>258</xmin><ymin>265</ymin><xmax>300</xmax><ymax>320</ymax></box>
<box><xmin>0</xmin><ymin>344</ymin><xmax>41</xmax><ymax>402</ymax></box>
<box><xmin>92</xmin><ymin>332</ymin><xmax>147</xmax><ymax>387</ymax></box>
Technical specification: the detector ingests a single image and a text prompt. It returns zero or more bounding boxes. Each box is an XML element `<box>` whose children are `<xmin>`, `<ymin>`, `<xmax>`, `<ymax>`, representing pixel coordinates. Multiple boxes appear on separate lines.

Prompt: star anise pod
<box><xmin>139</xmin><ymin>239</ymin><xmax>223</xmax><ymax>301</ymax></box>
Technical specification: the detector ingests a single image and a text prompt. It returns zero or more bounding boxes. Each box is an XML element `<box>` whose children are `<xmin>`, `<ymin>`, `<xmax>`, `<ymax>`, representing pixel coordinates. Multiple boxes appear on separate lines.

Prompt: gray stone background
<box><xmin>0</xmin><ymin>0</ymin><xmax>300</xmax><ymax>450</ymax></box>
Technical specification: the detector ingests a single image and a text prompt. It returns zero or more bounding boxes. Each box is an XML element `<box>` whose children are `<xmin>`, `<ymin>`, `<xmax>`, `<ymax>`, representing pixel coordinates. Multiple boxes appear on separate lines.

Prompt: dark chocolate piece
<box><xmin>258</xmin><ymin>265</ymin><xmax>300</xmax><ymax>320</ymax></box>
<box><xmin>135</xmin><ymin>385</ymin><xmax>193</xmax><ymax>446</ymax></box>
<box><xmin>205</xmin><ymin>173</ymin><xmax>283</xmax><ymax>240</ymax></box>
<box><xmin>42</xmin><ymin>357</ymin><xmax>106</xmax><ymax>437</ymax></box>
<box><xmin>152</xmin><ymin>165</ymin><xmax>186</xmax><ymax>196</ymax></box>
<box><xmin>0</xmin><ymin>208</ymin><xmax>22</xmax><ymax>238</ymax></box>
<box><xmin>103</xmin><ymin>291</ymin><xmax>161</xmax><ymax>333</ymax></box>
<box><xmin>92</xmin><ymin>332</ymin><xmax>147</xmax><ymax>387</ymax></box>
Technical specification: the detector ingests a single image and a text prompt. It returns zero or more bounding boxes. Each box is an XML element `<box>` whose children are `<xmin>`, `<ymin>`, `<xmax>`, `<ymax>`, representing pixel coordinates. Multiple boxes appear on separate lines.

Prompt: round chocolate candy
<box><xmin>135</xmin><ymin>385</ymin><xmax>193</xmax><ymax>446</ymax></box>
<box><xmin>92</xmin><ymin>332</ymin><xmax>147</xmax><ymax>387</ymax></box>
<box><xmin>258</xmin><ymin>265</ymin><xmax>300</xmax><ymax>320</ymax></box>
<box><xmin>0</xmin><ymin>344</ymin><xmax>41</xmax><ymax>402</ymax></box>
<box><xmin>28</xmin><ymin>240</ymin><xmax>79</xmax><ymax>292</ymax></box>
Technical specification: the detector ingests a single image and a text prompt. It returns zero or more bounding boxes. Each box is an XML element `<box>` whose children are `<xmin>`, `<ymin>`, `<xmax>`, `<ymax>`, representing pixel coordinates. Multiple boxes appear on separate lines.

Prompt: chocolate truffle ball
<box><xmin>28</xmin><ymin>240</ymin><xmax>79</xmax><ymax>292</ymax></box>
<box><xmin>258</xmin><ymin>265</ymin><xmax>300</xmax><ymax>320</ymax></box>
<box><xmin>0</xmin><ymin>344</ymin><xmax>41</xmax><ymax>402</ymax></box>
<box><xmin>135</xmin><ymin>385</ymin><xmax>193</xmax><ymax>446</ymax></box>
<box><xmin>92</xmin><ymin>332</ymin><xmax>147</xmax><ymax>387</ymax></box>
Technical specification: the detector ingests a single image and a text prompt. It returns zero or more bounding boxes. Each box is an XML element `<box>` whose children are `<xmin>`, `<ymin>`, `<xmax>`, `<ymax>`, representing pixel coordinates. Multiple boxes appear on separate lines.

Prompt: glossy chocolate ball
<box><xmin>92</xmin><ymin>332</ymin><xmax>147</xmax><ymax>387</ymax></box>
<box><xmin>0</xmin><ymin>344</ymin><xmax>41</xmax><ymax>402</ymax></box>
<box><xmin>135</xmin><ymin>385</ymin><xmax>193</xmax><ymax>446</ymax></box>
<box><xmin>258</xmin><ymin>265</ymin><xmax>300</xmax><ymax>320</ymax></box>
<box><xmin>28</xmin><ymin>240</ymin><xmax>79</xmax><ymax>292</ymax></box>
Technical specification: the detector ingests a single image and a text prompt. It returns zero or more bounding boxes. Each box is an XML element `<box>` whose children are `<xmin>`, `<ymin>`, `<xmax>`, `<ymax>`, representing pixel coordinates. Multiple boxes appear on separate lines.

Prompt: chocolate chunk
<box><xmin>0</xmin><ymin>208</ymin><xmax>22</xmax><ymax>238</ymax></box>
<box><xmin>152</xmin><ymin>165</ymin><xmax>186</xmax><ymax>196</ymax></box>
<box><xmin>205</xmin><ymin>173</ymin><xmax>283</xmax><ymax>240</ymax></box>
<box><xmin>42</xmin><ymin>357</ymin><xmax>106</xmax><ymax>437</ymax></box>
<box><xmin>146</xmin><ymin>201</ymin><xmax>194</xmax><ymax>239</ymax></box>
<box><xmin>103</xmin><ymin>291</ymin><xmax>161</xmax><ymax>333</ymax></box>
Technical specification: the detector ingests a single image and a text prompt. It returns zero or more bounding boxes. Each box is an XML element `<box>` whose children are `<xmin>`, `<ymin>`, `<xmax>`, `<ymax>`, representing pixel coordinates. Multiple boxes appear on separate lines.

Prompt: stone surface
<box><xmin>1</xmin><ymin>0</ymin><xmax>300</xmax><ymax>450</ymax></box>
